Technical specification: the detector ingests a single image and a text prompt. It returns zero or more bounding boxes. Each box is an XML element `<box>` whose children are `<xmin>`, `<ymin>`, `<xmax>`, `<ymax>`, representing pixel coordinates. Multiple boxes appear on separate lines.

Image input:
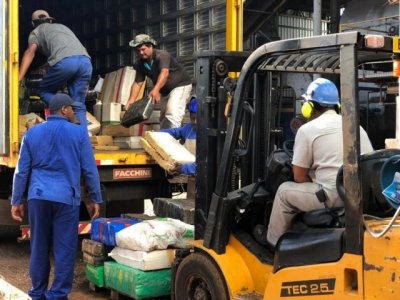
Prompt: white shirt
<box><xmin>292</xmin><ymin>110</ymin><xmax>373</xmax><ymax>193</ymax></box>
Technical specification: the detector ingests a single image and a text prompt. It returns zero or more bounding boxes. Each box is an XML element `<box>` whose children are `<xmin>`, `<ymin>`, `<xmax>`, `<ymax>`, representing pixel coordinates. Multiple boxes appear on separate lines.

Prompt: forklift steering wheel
<box><xmin>283</xmin><ymin>140</ymin><xmax>294</xmax><ymax>159</ymax></box>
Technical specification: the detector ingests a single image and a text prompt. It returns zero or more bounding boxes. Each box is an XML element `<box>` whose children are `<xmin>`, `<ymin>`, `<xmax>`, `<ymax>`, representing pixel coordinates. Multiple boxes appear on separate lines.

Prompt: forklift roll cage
<box><xmin>201</xmin><ymin>31</ymin><xmax>394</xmax><ymax>255</ymax></box>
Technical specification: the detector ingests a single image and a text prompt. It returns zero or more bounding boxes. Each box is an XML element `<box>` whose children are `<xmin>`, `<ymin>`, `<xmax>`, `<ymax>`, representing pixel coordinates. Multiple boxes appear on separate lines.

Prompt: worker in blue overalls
<box><xmin>161</xmin><ymin>96</ymin><xmax>197</xmax><ymax>175</ymax></box>
<box><xmin>11</xmin><ymin>94</ymin><xmax>102</xmax><ymax>300</ymax></box>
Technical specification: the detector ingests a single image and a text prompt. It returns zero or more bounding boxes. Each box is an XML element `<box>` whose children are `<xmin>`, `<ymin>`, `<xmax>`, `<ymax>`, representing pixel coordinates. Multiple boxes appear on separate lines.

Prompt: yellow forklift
<box><xmin>171</xmin><ymin>32</ymin><xmax>400</xmax><ymax>299</ymax></box>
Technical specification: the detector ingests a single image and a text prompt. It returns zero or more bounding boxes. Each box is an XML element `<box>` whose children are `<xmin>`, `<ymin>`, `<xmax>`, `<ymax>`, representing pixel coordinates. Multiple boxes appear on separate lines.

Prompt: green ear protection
<box><xmin>301</xmin><ymin>101</ymin><xmax>314</xmax><ymax>119</ymax></box>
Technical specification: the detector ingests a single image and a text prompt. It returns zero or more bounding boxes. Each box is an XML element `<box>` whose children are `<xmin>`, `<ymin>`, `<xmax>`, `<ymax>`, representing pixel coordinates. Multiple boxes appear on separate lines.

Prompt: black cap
<box><xmin>49</xmin><ymin>94</ymin><xmax>80</xmax><ymax>112</ymax></box>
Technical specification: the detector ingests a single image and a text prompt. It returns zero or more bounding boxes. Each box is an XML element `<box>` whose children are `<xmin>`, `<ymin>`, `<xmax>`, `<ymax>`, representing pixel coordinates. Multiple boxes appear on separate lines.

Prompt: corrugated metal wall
<box><xmin>76</xmin><ymin>0</ymin><xmax>226</xmax><ymax>77</ymax></box>
<box><xmin>278</xmin><ymin>14</ymin><xmax>328</xmax><ymax>40</ymax></box>
<box><xmin>21</xmin><ymin>1</ymin><xmax>330</xmax><ymax>78</ymax></box>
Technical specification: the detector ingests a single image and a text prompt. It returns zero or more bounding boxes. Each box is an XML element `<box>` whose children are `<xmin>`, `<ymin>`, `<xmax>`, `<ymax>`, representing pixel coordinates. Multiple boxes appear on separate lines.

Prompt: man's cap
<box><xmin>49</xmin><ymin>94</ymin><xmax>80</xmax><ymax>112</ymax></box>
<box><xmin>32</xmin><ymin>10</ymin><xmax>54</xmax><ymax>21</ymax></box>
<box><xmin>129</xmin><ymin>34</ymin><xmax>157</xmax><ymax>48</ymax></box>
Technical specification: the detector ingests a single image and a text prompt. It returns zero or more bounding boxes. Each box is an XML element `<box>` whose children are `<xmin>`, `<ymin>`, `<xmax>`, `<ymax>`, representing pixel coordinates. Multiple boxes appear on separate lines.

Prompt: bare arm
<box><xmin>293</xmin><ymin>165</ymin><xmax>311</xmax><ymax>183</ymax></box>
<box><xmin>150</xmin><ymin>68</ymin><xmax>169</xmax><ymax>103</ymax></box>
<box><xmin>19</xmin><ymin>43</ymin><xmax>38</xmax><ymax>82</ymax></box>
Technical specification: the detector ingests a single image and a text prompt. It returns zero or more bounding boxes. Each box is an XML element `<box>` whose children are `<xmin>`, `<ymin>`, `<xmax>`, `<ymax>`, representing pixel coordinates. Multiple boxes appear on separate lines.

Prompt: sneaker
<box><xmin>253</xmin><ymin>224</ymin><xmax>275</xmax><ymax>252</ymax></box>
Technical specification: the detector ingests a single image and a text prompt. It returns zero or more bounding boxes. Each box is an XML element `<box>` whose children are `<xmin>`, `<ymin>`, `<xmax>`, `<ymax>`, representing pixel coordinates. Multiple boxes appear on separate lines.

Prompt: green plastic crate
<box><xmin>85</xmin><ymin>264</ymin><xmax>105</xmax><ymax>287</ymax></box>
<box><xmin>104</xmin><ymin>261</ymin><xmax>171</xmax><ymax>299</ymax></box>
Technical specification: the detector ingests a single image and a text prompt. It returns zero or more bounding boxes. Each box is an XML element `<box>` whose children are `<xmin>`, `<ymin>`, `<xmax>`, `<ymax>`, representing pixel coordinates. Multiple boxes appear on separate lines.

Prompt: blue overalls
<box><xmin>11</xmin><ymin>116</ymin><xmax>102</xmax><ymax>300</ymax></box>
<box><xmin>40</xmin><ymin>56</ymin><xmax>92</xmax><ymax>127</ymax></box>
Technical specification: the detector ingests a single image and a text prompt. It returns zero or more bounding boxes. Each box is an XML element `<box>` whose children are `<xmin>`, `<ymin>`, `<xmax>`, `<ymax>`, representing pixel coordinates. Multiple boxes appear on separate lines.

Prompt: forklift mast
<box><xmin>194</xmin><ymin>51</ymin><xmax>248</xmax><ymax>239</ymax></box>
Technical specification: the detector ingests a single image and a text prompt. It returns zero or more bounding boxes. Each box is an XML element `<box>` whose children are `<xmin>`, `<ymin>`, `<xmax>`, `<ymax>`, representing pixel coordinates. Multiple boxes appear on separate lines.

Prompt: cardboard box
<box><xmin>115</xmin><ymin>67</ymin><xmax>137</xmax><ymax>106</ymax></box>
<box><xmin>102</xmin><ymin>102</ymin><xmax>122</xmax><ymax>124</ymax></box>
<box><xmin>87</xmin><ymin>112</ymin><xmax>101</xmax><ymax>135</ymax></box>
<box><xmin>385</xmin><ymin>138</ymin><xmax>400</xmax><ymax>149</ymax></box>
<box><xmin>113</xmin><ymin>137</ymin><xmax>143</xmax><ymax>149</ymax></box>
<box><xmin>102</xmin><ymin>124</ymin><xmax>136</xmax><ymax>137</ymax></box>
<box><xmin>18</xmin><ymin>113</ymin><xmax>44</xmax><ymax>140</ymax></box>
<box><xmin>99</xmin><ymin>67</ymin><xmax>144</xmax><ymax>106</ymax></box>
<box><xmin>102</xmin><ymin>124</ymin><xmax>153</xmax><ymax>137</ymax></box>
<box><xmin>99</xmin><ymin>71</ymin><xmax>117</xmax><ymax>103</ymax></box>
<box><xmin>90</xmin><ymin>135</ymin><xmax>114</xmax><ymax>146</ymax></box>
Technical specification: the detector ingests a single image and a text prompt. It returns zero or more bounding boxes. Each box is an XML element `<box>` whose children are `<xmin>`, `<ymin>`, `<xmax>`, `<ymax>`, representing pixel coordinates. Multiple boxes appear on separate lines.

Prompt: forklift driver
<box><xmin>253</xmin><ymin>78</ymin><xmax>373</xmax><ymax>250</ymax></box>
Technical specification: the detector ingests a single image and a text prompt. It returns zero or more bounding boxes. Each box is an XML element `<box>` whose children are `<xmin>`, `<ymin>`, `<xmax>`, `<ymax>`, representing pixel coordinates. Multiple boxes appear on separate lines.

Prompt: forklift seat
<box><xmin>301</xmin><ymin>207</ymin><xmax>344</xmax><ymax>228</ymax></box>
<box><xmin>273</xmin><ymin>228</ymin><xmax>344</xmax><ymax>272</ymax></box>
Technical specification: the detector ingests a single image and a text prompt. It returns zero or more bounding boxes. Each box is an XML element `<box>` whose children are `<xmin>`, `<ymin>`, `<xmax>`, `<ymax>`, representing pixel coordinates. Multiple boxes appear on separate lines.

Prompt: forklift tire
<box><xmin>174</xmin><ymin>252</ymin><xmax>229</xmax><ymax>300</ymax></box>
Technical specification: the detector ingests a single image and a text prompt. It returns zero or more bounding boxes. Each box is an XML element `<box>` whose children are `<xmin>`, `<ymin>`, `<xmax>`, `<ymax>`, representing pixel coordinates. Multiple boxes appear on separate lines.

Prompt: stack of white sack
<box><xmin>116</xmin><ymin>218</ymin><xmax>194</xmax><ymax>252</ymax></box>
<box><xmin>140</xmin><ymin>131</ymin><xmax>195</xmax><ymax>173</ymax></box>
<box><xmin>108</xmin><ymin>247</ymin><xmax>176</xmax><ymax>271</ymax></box>
<box><xmin>109</xmin><ymin>218</ymin><xmax>194</xmax><ymax>271</ymax></box>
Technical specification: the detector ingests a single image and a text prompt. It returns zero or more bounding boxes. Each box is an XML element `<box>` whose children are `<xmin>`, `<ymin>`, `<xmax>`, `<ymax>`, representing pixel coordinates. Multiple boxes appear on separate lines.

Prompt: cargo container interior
<box><xmin>19</xmin><ymin>0</ymin><xmax>228</xmax><ymax>81</ymax></box>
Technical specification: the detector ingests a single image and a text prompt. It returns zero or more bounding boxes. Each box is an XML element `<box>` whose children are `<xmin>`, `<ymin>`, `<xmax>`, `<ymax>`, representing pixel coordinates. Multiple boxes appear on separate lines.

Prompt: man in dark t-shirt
<box><xmin>126</xmin><ymin>34</ymin><xmax>192</xmax><ymax>129</ymax></box>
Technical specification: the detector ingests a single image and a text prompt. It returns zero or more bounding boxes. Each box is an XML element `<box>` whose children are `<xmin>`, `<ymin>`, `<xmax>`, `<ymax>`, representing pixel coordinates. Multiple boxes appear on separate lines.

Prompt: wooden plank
<box><xmin>94</xmin><ymin>145</ymin><xmax>120</xmax><ymax>151</ymax></box>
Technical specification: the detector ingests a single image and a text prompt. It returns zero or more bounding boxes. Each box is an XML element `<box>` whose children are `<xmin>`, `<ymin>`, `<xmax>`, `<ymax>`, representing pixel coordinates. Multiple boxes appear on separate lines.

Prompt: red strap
<box><xmin>99</xmin><ymin>219</ymin><xmax>107</xmax><ymax>241</ymax></box>
<box><xmin>107</xmin><ymin>219</ymin><xmax>135</xmax><ymax>227</ymax></box>
<box><xmin>138</xmin><ymin>123</ymin><xmax>144</xmax><ymax>136</ymax></box>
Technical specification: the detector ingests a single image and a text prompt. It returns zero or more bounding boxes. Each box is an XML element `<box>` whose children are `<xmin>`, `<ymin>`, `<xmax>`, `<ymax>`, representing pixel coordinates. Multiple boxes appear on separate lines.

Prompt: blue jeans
<box><xmin>28</xmin><ymin>200</ymin><xmax>80</xmax><ymax>300</ymax></box>
<box><xmin>40</xmin><ymin>56</ymin><xmax>92</xmax><ymax>127</ymax></box>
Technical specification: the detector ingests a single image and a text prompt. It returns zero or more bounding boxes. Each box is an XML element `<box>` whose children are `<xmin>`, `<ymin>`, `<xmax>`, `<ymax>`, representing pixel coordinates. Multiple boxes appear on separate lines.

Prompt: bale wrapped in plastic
<box><xmin>91</xmin><ymin>217</ymin><xmax>139</xmax><ymax>246</ymax></box>
<box><xmin>140</xmin><ymin>131</ymin><xmax>195</xmax><ymax>173</ymax></box>
<box><xmin>85</xmin><ymin>264</ymin><xmax>105</xmax><ymax>287</ymax></box>
<box><xmin>153</xmin><ymin>198</ymin><xmax>195</xmax><ymax>224</ymax></box>
<box><xmin>82</xmin><ymin>238</ymin><xmax>106</xmax><ymax>258</ymax></box>
<box><xmin>104</xmin><ymin>261</ymin><xmax>171</xmax><ymax>299</ymax></box>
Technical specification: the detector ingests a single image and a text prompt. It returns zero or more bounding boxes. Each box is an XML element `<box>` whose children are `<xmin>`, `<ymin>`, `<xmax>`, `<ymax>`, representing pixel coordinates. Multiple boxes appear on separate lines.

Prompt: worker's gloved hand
<box><xmin>169</xmin><ymin>164</ymin><xmax>182</xmax><ymax>176</ymax></box>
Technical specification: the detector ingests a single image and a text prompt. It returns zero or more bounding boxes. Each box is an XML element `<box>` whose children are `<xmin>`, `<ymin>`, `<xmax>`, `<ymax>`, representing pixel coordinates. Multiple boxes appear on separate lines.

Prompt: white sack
<box><xmin>109</xmin><ymin>247</ymin><xmax>175</xmax><ymax>270</ymax></box>
<box><xmin>116</xmin><ymin>218</ymin><xmax>194</xmax><ymax>252</ymax></box>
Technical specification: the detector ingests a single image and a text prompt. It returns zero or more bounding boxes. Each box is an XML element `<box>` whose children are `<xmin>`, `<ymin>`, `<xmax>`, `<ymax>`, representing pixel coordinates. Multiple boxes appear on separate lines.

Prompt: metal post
<box><xmin>397</xmin><ymin>4</ymin><xmax>400</xmax><ymax>139</ymax></box>
<box><xmin>313</xmin><ymin>0</ymin><xmax>322</xmax><ymax>36</ymax></box>
<box><xmin>226</xmin><ymin>0</ymin><xmax>243</xmax><ymax>51</ymax></box>
<box><xmin>340</xmin><ymin>44</ymin><xmax>363</xmax><ymax>255</ymax></box>
<box><xmin>329</xmin><ymin>0</ymin><xmax>340</xmax><ymax>33</ymax></box>
<box><xmin>313</xmin><ymin>0</ymin><xmax>322</xmax><ymax>80</ymax></box>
